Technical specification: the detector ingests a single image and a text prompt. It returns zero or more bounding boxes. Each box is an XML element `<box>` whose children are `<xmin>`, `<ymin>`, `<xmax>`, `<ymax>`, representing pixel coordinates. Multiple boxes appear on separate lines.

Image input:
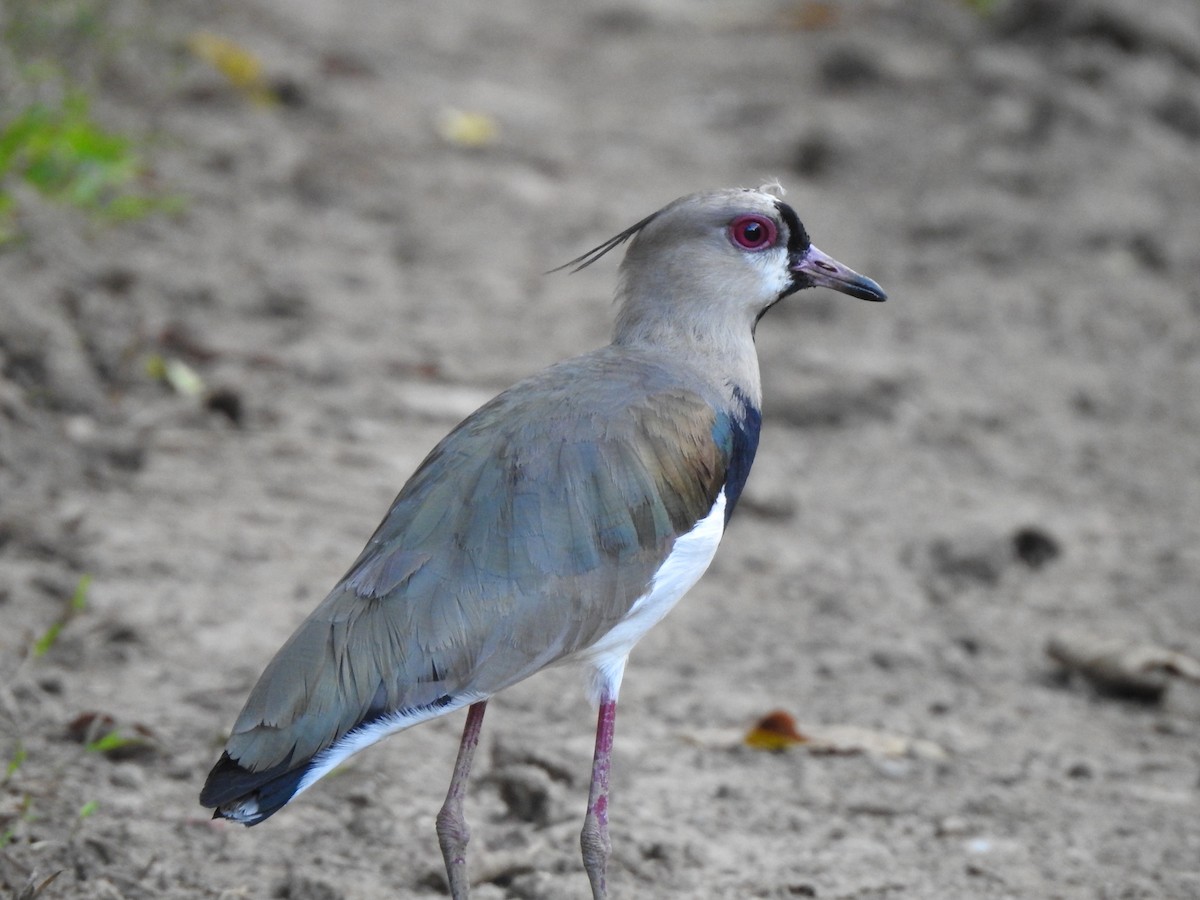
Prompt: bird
<box><xmin>200</xmin><ymin>183</ymin><xmax>886</xmax><ymax>899</ymax></box>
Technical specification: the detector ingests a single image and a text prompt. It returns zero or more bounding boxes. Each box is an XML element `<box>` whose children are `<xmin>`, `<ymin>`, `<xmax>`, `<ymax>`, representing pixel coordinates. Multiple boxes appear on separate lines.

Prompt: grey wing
<box><xmin>217</xmin><ymin>355</ymin><xmax>728</xmax><ymax>777</ymax></box>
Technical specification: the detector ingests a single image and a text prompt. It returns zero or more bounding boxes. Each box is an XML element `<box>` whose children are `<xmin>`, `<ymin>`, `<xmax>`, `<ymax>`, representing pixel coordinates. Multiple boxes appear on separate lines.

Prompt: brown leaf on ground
<box><xmin>744</xmin><ymin>709</ymin><xmax>809</xmax><ymax>751</ymax></box>
<box><xmin>735</xmin><ymin>711</ymin><xmax>946</xmax><ymax>759</ymax></box>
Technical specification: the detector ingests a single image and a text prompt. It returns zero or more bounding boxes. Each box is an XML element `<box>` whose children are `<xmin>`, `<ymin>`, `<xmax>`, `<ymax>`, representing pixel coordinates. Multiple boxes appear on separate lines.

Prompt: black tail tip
<box><xmin>200</xmin><ymin>751</ymin><xmax>307</xmax><ymax>826</ymax></box>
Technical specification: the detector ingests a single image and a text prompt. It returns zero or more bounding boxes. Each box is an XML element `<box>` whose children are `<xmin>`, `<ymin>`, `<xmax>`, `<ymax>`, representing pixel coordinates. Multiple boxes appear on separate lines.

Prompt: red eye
<box><xmin>728</xmin><ymin>214</ymin><xmax>778</xmax><ymax>251</ymax></box>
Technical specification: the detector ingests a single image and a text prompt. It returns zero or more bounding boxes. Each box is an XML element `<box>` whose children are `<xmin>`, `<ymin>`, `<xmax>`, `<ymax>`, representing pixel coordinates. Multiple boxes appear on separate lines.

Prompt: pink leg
<box><xmin>580</xmin><ymin>698</ymin><xmax>618</xmax><ymax>899</ymax></box>
<box><xmin>436</xmin><ymin>701</ymin><xmax>487</xmax><ymax>900</ymax></box>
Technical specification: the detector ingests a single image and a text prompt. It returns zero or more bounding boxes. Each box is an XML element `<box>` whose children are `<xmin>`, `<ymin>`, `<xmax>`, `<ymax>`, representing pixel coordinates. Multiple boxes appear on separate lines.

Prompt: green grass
<box><xmin>31</xmin><ymin>574</ymin><xmax>91</xmax><ymax>658</ymax></box>
<box><xmin>83</xmin><ymin>729</ymin><xmax>139</xmax><ymax>756</ymax></box>
<box><xmin>0</xmin><ymin>0</ymin><xmax>185</xmax><ymax>244</ymax></box>
<box><xmin>0</xmin><ymin>90</ymin><xmax>182</xmax><ymax>244</ymax></box>
<box><xmin>960</xmin><ymin>0</ymin><xmax>1004</xmax><ymax>15</ymax></box>
<box><xmin>3</xmin><ymin>745</ymin><xmax>27</xmax><ymax>785</ymax></box>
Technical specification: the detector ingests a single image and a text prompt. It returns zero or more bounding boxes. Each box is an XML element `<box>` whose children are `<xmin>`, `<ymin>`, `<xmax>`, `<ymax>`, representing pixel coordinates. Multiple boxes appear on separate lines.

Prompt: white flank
<box><xmin>577</xmin><ymin>489</ymin><xmax>727</xmax><ymax>705</ymax></box>
<box><xmin>292</xmin><ymin>692</ymin><xmax>486</xmax><ymax>799</ymax></box>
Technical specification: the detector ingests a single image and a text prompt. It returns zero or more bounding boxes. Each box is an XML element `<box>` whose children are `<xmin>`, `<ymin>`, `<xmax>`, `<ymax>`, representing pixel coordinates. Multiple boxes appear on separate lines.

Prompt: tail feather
<box><xmin>200</xmin><ymin>751</ymin><xmax>308</xmax><ymax>826</ymax></box>
<box><xmin>200</xmin><ymin>694</ymin><xmax>468</xmax><ymax>825</ymax></box>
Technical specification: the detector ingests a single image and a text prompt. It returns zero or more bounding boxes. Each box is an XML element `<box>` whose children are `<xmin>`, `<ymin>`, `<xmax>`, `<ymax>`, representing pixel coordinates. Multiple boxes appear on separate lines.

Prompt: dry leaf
<box><xmin>744</xmin><ymin>709</ymin><xmax>809</xmax><ymax>751</ymax></box>
<box><xmin>435</xmin><ymin>108</ymin><xmax>499</xmax><ymax>148</ymax></box>
<box><xmin>799</xmin><ymin>723</ymin><xmax>946</xmax><ymax>760</ymax></box>
<box><xmin>187</xmin><ymin>32</ymin><xmax>275</xmax><ymax>104</ymax></box>
<box><xmin>782</xmin><ymin>2</ymin><xmax>841</xmax><ymax>31</ymax></box>
<box><xmin>146</xmin><ymin>354</ymin><xmax>206</xmax><ymax>397</ymax></box>
<box><xmin>1047</xmin><ymin>632</ymin><xmax>1200</xmax><ymax>701</ymax></box>
<box><xmin>734</xmin><ymin>710</ymin><xmax>946</xmax><ymax>759</ymax></box>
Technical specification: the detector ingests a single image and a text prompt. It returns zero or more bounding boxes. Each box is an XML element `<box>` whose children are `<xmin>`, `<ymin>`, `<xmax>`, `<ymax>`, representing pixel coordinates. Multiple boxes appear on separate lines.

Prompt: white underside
<box><xmin>220</xmin><ymin>692</ymin><xmax>487</xmax><ymax>823</ymax></box>
<box><xmin>574</xmin><ymin>488</ymin><xmax>727</xmax><ymax>705</ymax></box>
<box><xmin>292</xmin><ymin>691</ymin><xmax>491</xmax><ymax>803</ymax></box>
<box><xmin>226</xmin><ymin>490</ymin><xmax>727</xmax><ymax>820</ymax></box>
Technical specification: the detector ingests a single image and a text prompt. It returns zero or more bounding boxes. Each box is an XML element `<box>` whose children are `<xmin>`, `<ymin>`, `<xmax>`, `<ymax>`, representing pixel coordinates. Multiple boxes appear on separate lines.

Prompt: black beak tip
<box><xmin>857</xmin><ymin>281</ymin><xmax>888</xmax><ymax>303</ymax></box>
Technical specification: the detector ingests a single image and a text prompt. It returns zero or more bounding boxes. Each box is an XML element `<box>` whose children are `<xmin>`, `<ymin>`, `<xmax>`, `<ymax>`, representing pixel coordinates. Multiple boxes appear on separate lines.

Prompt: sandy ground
<box><xmin>3</xmin><ymin>0</ymin><xmax>1200</xmax><ymax>897</ymax></box>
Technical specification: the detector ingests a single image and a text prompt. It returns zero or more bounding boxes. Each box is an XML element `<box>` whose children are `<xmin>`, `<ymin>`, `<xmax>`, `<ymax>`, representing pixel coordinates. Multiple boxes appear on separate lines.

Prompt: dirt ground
<box><xmin>3</xmin><ymin>0</ymin><xmax>1200</xmax><ymax>897</ymax></box>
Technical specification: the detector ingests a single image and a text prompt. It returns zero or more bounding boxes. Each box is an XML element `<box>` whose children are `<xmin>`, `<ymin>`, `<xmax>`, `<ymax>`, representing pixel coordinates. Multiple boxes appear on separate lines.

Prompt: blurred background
<box><xmin>2</xmin><ymin>1</ymin><xmax>1199</xmax><ymax>897</ymax></box>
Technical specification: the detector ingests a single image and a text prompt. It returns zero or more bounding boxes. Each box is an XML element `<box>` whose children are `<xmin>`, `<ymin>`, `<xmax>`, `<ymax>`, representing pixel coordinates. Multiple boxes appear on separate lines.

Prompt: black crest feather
<box><xmin>548</xmin><ymin>208</ymin><xmax>665</xmax><ymax>274</ymax></box>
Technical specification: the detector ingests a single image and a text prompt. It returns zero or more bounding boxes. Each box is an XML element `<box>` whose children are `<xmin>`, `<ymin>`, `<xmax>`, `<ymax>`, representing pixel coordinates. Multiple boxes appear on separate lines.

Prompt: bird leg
<box><xmin>436</xmin><ymin>701</ymin><xmax>487</xmax><ymax>900</ymax></box>
<box><xmin>580</xmin><ymin>697</ymin><xmax>618</xmax><ymax>899</ymax></box>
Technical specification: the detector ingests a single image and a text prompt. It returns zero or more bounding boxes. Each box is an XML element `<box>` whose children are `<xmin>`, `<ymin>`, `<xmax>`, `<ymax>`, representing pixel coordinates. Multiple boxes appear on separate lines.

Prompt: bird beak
<box><xmin>790</xmin><ymin>245</ymin><xmax>887</xmax><ymax>302</ymax></box>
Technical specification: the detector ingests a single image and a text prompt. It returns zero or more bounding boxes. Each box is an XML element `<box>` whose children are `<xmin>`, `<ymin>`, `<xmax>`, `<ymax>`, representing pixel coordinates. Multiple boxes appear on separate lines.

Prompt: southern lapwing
<box><xmin>200</xmin><ymin>184</ymin><xmax>886</xmax><ymax>898</ymax></box>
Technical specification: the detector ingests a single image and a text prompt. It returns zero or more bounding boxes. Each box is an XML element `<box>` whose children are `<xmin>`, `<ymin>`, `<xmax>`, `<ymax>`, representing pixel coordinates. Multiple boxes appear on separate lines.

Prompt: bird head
<box><xmin>557</xmin><ymin>184</ymin><xmax>885</xmax><ymax>348</ymax></box>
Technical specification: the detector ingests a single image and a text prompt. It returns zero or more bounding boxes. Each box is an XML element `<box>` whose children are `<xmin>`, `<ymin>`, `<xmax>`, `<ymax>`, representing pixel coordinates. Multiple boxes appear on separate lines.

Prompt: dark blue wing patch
<box><xmin>711</xmin><ymin>388</ymin><xmax>762</xmax><ymax>524</ymax></box>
